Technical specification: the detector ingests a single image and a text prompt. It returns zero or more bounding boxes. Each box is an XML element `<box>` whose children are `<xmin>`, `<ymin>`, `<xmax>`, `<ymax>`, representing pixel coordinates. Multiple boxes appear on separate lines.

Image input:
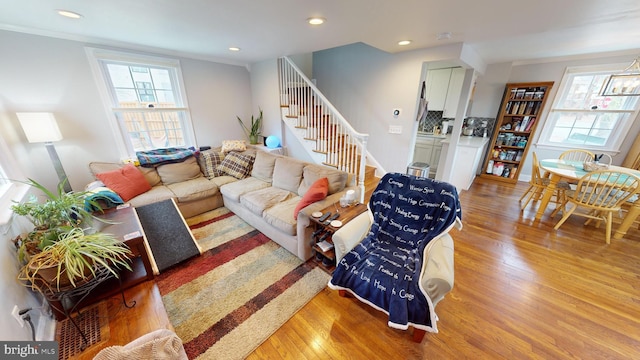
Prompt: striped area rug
<box><xmin>156</xmin><ymin>207</ymin><xmax>330</xmax><ymax>359</ymax></box>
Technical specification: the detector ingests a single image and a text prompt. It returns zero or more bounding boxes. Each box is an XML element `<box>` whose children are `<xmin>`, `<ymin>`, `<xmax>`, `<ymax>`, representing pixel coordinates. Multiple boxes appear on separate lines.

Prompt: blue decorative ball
<box><xmin>265</xmin><ymin>135</ymin><xmax>280</xmax><ymax>149</ymax></box>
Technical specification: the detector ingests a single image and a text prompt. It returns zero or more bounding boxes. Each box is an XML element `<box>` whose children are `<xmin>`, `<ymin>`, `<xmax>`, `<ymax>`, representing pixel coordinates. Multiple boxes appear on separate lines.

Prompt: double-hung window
<box><xmin>86</xmin><ymin>48</ymin><xmax>195</xmax><ymax>157</ymax></box>
<box><xmin>537</xmin><ymin>64</ymin><xmax>640</xmax><ymax>152</ymax></box>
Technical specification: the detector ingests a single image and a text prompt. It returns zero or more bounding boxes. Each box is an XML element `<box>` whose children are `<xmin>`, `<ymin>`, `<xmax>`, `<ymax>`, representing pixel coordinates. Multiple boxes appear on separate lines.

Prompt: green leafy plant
<box><xmin>18</xmin><ymin>228</ymin><xmax>133</xmax><ymax>291</ymax></box>
<box><xmin>236</xmin><ymin>108</ymin><xmax>263</xmax><ymax>144</ymax></box>
<box><xmin>11</xmin><ymin>178</ymin><xmax>104</xmax><ymax>262</ymax></box>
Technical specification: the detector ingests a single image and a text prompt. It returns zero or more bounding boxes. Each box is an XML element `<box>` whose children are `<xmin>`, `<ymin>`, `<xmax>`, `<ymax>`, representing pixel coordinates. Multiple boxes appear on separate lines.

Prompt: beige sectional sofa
<box><xmin>89</xmin><ymin>156</ymin><xmax>236</xmax><ymax>218</ymax></box>
<box><xmin>89</xmin><ymin>148</ymin><xmax>353</xmax><ymax>261</ymax></box>
<box><xmin>220</xmin><ymin>150</ymin><xmax>353</xmax><ymax>260</ymax></box>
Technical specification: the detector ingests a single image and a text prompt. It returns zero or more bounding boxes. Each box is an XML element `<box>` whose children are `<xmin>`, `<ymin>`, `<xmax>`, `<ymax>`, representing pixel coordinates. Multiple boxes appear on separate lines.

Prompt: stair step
<box><xmin>364</xmin><ymin>165</ymin><xmax>376</xmax><ymax>181</ymax></box>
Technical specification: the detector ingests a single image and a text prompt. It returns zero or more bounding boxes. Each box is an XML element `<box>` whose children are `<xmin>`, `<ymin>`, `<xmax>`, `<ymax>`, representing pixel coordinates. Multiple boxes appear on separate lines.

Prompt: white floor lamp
<box><xmin>17</xmin><ymin>112</ymin><xmax>72</xmax><ymax>193</ymax></box>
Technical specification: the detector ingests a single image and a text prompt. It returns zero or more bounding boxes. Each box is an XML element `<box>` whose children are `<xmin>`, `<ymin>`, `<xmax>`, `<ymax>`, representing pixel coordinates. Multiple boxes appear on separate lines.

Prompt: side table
<box><xmin>309</xmin><ymin>202</ymin><xmax>367</xmax><ymax>273</ymax></box>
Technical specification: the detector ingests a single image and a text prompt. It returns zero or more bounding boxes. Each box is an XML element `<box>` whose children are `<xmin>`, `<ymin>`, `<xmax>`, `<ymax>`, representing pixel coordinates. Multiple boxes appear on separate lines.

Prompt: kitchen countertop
<box><xmin>441</xmin><ymin>135</ymin><xmax>489</xmax><ymax>148</ymax></box>
<box><xmin>417</xmin><ymin>132</ymin><xmax>449</xmax><ymax>139</ymax></box>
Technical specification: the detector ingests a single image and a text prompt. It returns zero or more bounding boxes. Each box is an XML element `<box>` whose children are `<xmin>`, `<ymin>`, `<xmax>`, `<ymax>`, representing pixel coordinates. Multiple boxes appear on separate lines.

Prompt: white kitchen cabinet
<box><xmin>425</xmin><ymin>69</ymin><xmax>451</xmax><ymax>111</ymax></box>
<box><xmin>442</xmin><ymin>68</ymin><xmax>465</xmax><ymax>118</ymax></box>
<box><xmin>425</xmin><ymin>67</ymin><xmax>464</xmax><ymax>117</ymax></box>
<box><xmin>413</xmin><ymin>135</ymin><xmax>443</xmax><ymax>178</ymax></box>
<box><xmin>414</xmin><ymin>137</ymin><xmax>434</xmax><ymax>164</ymax></box>
<box><xmin>438</xmin><ymin>136</ymin><xmax>489</xmax><ymax>191</ymax></box>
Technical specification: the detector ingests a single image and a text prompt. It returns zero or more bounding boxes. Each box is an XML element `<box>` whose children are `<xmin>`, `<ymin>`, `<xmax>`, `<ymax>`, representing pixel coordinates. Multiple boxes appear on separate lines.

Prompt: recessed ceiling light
<box><xmin>398</xmin><ymin>40</ymin><xmax>412</xmax><ymax>46</ymax></box>
<box><xmin>56</xmin><ymin>10</ymin><xmax>82</xmax><ymax>19</ymax></box>
<box><xmin>229</xmin><ymin>47</ymin><xmax>241</xmax><ymax>52</ymax></box>
<box><xmin>307</xmin><ymin>17</ymin><xmax>326</xmax><ymax>25</ymax></box>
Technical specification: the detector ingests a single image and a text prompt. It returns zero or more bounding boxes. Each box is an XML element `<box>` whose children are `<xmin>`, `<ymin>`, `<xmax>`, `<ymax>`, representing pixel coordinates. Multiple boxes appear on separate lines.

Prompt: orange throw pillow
<box><xmin>96</xmin><ymin>164</ymin><xmax>151</xmax><ymax>202</ymax></box>
<box><xmin>293</xmin><ymin>177</ymin><xmax>329</xmax><ymax>219</ymax></box>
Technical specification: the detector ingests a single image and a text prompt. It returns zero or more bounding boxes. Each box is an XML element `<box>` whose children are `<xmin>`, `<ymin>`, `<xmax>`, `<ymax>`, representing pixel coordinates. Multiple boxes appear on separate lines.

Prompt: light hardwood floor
<box><xmin>70</xmin><ymin>176</ymin><xmax>640</xmax><ymax>359</ymax></box>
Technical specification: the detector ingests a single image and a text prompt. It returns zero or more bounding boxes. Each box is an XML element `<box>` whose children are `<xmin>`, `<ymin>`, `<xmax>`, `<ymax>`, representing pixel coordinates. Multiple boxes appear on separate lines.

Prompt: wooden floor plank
<box><xmin>68</xmin><ymin>176</ymin><xmax>640</xmax><ymax>360</ymax></box>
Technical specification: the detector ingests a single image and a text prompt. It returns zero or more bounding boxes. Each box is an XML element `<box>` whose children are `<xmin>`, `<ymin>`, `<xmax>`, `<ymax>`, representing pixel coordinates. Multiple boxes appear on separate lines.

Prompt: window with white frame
<box><xmin>538</xmin><ymin>64</ymin><xmax>640</xmax><ymax>152</ymax></box>
<box><xmin>86</xmin><ymin>48</ymin><xmax>195</xmax><ymax>156</ymax></box>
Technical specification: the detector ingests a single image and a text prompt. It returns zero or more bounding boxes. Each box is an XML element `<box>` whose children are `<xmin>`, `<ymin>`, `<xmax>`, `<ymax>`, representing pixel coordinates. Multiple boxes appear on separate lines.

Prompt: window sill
<box><xmin>0</xmin><ymin>183</ymin><xmax>30</xmax><ymax>227</ymax></box>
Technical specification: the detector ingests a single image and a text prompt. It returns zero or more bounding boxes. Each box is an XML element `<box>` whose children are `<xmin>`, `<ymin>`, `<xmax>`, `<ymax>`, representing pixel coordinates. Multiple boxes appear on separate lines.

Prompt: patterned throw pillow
<box><xmin>221</xmin><ymin>140</ymin><xmax>247</xmax><ymax>153</ymax></box>
<box><xmin>217</xmin><ymin>151</ymin><xmax>256</xmax><ymax>179</ymax></box>
<box><xmin>198</xmin><ymin>149</ymin><xmax>225</xmax><ymax>179</ymax></box>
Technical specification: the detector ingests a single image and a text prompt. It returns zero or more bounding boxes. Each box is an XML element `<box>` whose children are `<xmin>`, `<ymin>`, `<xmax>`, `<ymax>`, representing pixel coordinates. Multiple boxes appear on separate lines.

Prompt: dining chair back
<box><xmin>559</xmin><ymin>149</ymin><xmax>595</xmax><ymax>163</ymax></box>
<box><xmin>520</xmin><ymin>152</ymin><xmax>567</xmax><ymax>211</ymax></box>
<box><xmin>553</xmin><ymin>169</ymin><xmax>640</xmax><ymax>244</ymax></box>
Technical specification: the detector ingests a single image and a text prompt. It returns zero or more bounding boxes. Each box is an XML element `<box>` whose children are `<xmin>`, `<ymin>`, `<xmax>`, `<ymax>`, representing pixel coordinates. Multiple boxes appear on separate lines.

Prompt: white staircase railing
<box><xmin>278</xmin><ymin>57</ymin><xmax>369</xmax><ymax>203</ymax></box>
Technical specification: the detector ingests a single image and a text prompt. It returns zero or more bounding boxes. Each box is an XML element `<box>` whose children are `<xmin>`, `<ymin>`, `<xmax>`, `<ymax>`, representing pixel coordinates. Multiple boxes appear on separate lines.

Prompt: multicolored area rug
<box><xmin>155</xmin><ymin>207</ymin><xmax>329</xmax><ymax>359</ymax></box>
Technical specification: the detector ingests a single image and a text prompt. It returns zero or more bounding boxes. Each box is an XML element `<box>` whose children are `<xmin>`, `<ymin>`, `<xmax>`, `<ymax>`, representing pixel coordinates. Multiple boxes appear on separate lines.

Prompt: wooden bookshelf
<box><xmin>481</xmin><ymin>81</ymin><xmax>554</xmax><ymax>183</ymax></box>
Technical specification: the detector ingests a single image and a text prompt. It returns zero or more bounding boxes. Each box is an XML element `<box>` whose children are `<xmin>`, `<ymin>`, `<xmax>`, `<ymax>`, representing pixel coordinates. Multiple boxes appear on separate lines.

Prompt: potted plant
<box><xmin>11</xmin><ymin>178</ymin><xmax>104</xmax><ymax>262</ymax></box>
<box><xmin>237</xmin><ymin>108</ymin><xmax>263</xmax><ymax>144</ymax></box>
<box><xmin>18</xmin><ymin>228</ymin><xmax>133</xmax><ymax>291</ymax></box>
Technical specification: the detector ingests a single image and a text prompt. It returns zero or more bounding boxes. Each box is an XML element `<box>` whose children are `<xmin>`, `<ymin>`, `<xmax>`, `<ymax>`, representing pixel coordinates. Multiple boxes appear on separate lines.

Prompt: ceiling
<box><xmin>1</xmin><ymin>0</ymin><xmax>639</xmax><ymax>66</ymax></box>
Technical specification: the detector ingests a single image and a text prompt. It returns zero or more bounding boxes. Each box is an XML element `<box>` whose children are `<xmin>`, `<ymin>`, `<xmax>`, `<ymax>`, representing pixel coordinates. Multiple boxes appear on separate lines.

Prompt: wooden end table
<box><xmin>309</xmin><ymin>202</ymin><xmax>367</xmax><ymax>273</ymax></box>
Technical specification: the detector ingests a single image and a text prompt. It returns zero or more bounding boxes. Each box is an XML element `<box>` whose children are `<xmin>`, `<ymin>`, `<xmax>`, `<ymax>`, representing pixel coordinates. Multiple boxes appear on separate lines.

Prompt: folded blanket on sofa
<box><xmin>84</xmin><ymin>186</ymin><xmax>125</xmax><ymax>211</ymax></box>
<box><xmin>136</xmin><ymin>147</ymin><xmax>197</xmax><ymax>167</ymax></box>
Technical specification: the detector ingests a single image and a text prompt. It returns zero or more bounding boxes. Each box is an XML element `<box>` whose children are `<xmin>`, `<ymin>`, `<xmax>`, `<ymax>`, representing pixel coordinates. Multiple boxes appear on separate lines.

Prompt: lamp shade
<box><xmin>16</xmin><ymin>112</ymin><xmax>63</xmax><ymax>143</ymax></box>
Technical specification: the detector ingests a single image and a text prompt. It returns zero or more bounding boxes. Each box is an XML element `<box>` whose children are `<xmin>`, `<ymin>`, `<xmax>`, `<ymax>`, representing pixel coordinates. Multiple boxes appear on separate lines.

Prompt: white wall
<box><xmin>0</xmin><ymin>30</ymin><xmax>252</xmax><ymax>192</ymax></box>
<box><xmin>312</xmin><ymin>42</ymin><xmax>482</xmax><ymax>174</ymax></box>
<box><xmin>0</xmin><ymin>216</ymin><xmax>54</xmax><ymax>341</ymax></box>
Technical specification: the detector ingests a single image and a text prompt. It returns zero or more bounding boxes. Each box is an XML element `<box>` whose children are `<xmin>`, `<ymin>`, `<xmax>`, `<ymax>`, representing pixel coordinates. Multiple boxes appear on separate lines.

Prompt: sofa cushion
<box><xmin>251</xmin><ymin>151</ymin><xmax>278</xmax><ymax>182</ymax></box>
<box><xmin>197</xmin><ymin>149</ymin><xmax>225</xmax><ymax>179</ymax></box>
<box><xmin>239</xmin><ymin>187</ymin><xmax>295</xmax><ymax>216</ymax></box>
<box><xmin>293</xmin><ymin>177</ymin><xmax>329</xmax><ymax>219</ymax></box>
<box><xmin>89</xmin><ymin>162</ymin><xmax>162</xmax><ymax>187</ymax></box>
<box><xmin>156</xmin><ymin>156</ymin><xmax>203</xmax><ymax>185</ymax></box>
<box><xmin>127</xmin><ymin>186</ymin><xmax>174</xmax><ymax>208</ymax></box>
<box><xmin>217</xmin><ymin>151</ymin><xmax>255</xmax><ymax>179</ymax></box>
<box><xmin>272</xmin><ymin>157</ymin><xmax>305</xmax><ymax>193</ymax></box>
<box><xmin>263</xmin><ymin>197</ymin><xmax>302</xmax><ymax>236</ymax></box>
<box><xmin>219</xmin><ymin>177</ymin><xmax>271</xmax><ymax>202</ymax></box>
<box><xmin>138</xmin><ymin>167</ymin><xmax>162</xmax><ymax>187</ymax></box>
<box><xmin>166</xmin><ymin>177</ymin><xmax>219</xmax><ymax>203</ymax></box>
<box><xmin>89</xmin><ymin>161</ymin><xmax>122</xmax><ymax>176</ymax></box>
<box><xmin>298</xmin><ymin>164</ymin><xmax>348</xmax><ymax>196</ymax></box>
<box><xmin>96</xmin><ymin>164</ymin><xmax>151</xmax><ymax>202</ymax></box>
<box><xmin>221</xmin><ymin>140</ymin><xmax>246</xmax><ymax>153</ymax></box>
<box><xmin>209</xmin><ymin>175</ymin><xmax>238</xmax><ymax>188</ymax></box>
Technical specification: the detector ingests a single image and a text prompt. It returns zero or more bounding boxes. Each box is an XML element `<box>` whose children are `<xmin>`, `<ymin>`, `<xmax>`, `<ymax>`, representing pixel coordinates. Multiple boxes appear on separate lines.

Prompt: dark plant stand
<box><xmin>40</xmin><ymin>266</ymin><xmax>136</xmax><ymax>350</ymax></box>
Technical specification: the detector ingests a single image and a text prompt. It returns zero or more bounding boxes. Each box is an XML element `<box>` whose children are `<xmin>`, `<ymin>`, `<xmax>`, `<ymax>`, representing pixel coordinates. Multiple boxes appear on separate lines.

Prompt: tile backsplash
<box><xmin>419</xmin><ymin>111</ymin><xmax>445</xmax><ymax>133</ymax></box>
<box><xmin>419</xmin><ymin>110</ymin><xmax>496</xmax><ymax>137</ymax></box>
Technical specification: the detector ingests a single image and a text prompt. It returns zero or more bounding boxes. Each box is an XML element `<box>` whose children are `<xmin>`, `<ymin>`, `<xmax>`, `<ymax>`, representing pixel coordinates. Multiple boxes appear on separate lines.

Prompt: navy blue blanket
<box><xmin>329</xmin><ymin>173</ymin><xmax>462</xmax><ymax>332</ymax></box>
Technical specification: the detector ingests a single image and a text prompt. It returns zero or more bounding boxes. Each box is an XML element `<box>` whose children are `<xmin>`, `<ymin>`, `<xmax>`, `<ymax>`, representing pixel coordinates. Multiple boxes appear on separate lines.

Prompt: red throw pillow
<box><xmin>293</xmin><ymin>177</ymin><xmax>329</xmax><ymax>219</ymax></box>
<box><xmin>96</xmin><ymin>164</ymin><xmax>151</xmax><ymax>202</ymax></box>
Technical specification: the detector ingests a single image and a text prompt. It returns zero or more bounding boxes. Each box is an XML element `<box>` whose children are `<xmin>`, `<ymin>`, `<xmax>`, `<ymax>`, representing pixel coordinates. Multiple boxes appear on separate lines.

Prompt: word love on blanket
<box><xmin>329</xmin><ymin>172</ymin><xmax>462</xmax><ymax>332</ymax></box>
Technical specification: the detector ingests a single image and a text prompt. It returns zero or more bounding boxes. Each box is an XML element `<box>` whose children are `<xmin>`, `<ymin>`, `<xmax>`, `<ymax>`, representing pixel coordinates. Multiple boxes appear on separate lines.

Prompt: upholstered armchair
<box><xmin>328</xmin><ymin>173</ymin><xmax>462</xmax><ymax>342</ymax></box>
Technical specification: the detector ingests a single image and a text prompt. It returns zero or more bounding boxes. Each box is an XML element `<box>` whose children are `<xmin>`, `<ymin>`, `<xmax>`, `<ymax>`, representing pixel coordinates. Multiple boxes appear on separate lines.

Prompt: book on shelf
<box><xmin>511</xmin><ymin>101</ymin><xmax>520</xmax><ymax>114</ymax></box>
<box><xmin>526</xmin><ymin>101</ymin><xmax>535</xmax><ymax>114</ymax></box>
<box><xmin>525</xmin><ymin>117</ymin><xmax>536</xmax><ymax>132</ymax></box>
<box><xmin>518</xmin><ymin>116</ymin><xmax>530</xmax><ymax>131</ymax></box>
<box><xmin>518</xmin><ymin>102</ymin><xmax>527</xmax><ymax>114</ymax></box>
